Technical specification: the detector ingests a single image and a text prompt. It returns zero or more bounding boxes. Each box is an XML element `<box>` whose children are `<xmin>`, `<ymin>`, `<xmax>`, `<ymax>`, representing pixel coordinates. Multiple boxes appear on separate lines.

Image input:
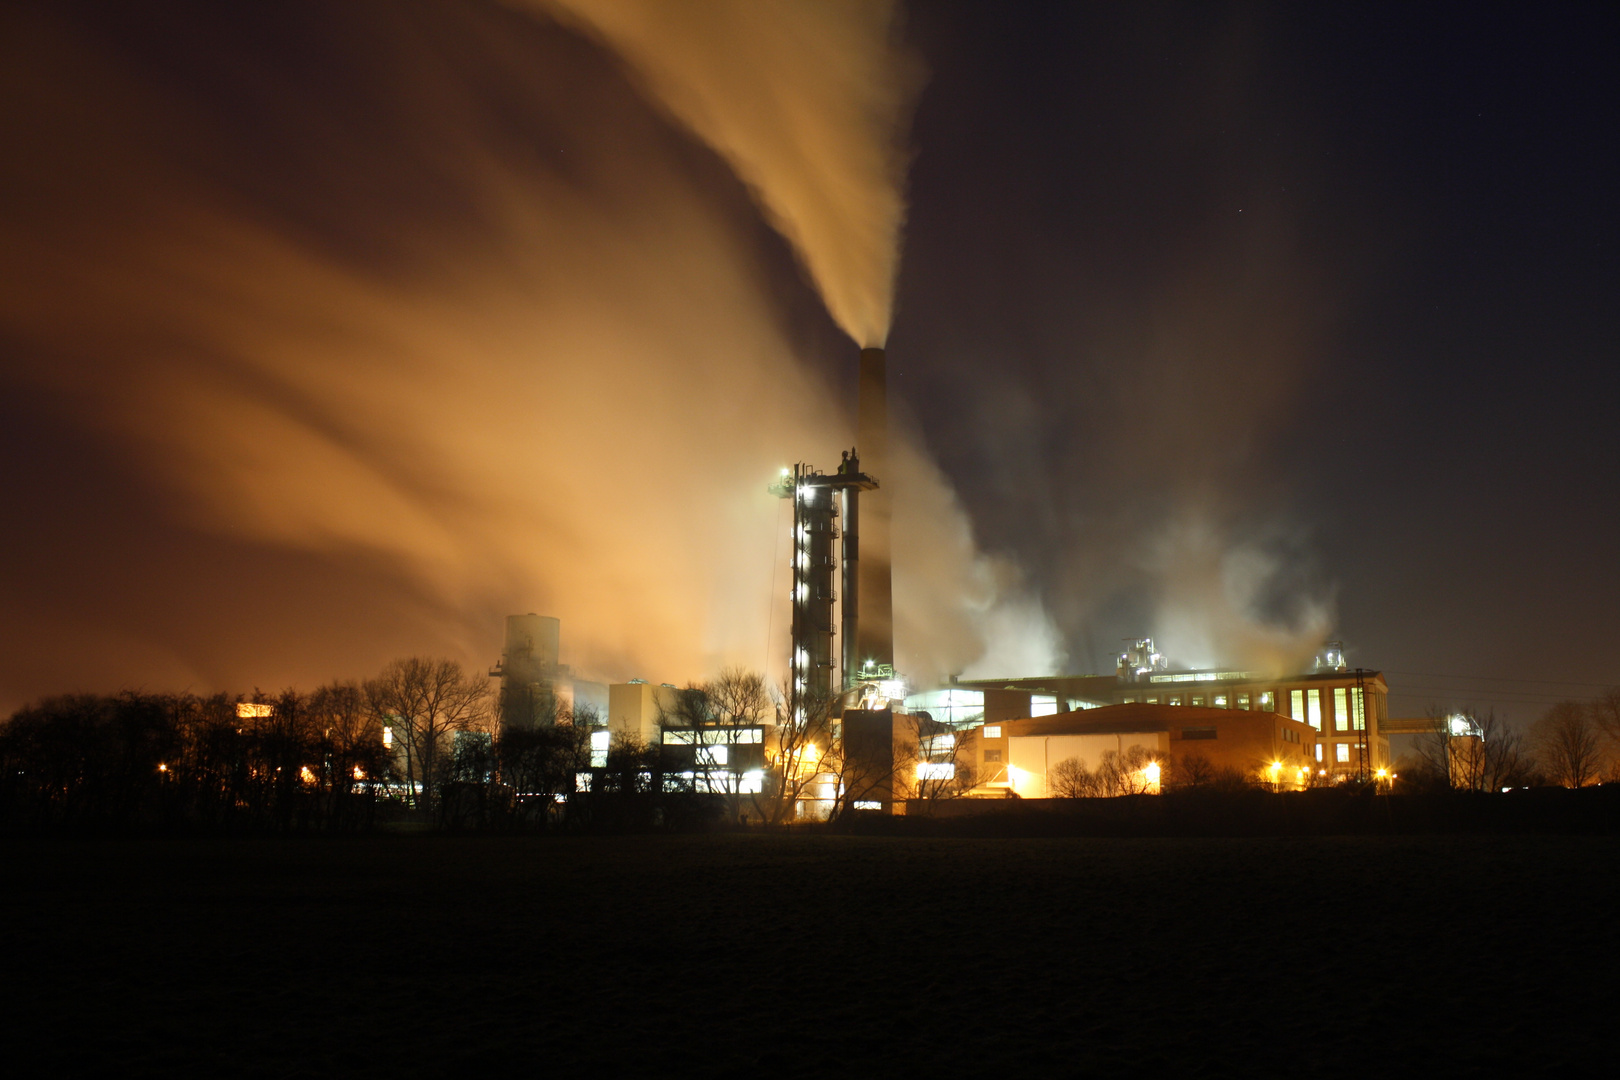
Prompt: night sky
<box><xmin>1</xmin><ymin>1</ymin><xmax>1615</xmax><ymax>724</ymax></box>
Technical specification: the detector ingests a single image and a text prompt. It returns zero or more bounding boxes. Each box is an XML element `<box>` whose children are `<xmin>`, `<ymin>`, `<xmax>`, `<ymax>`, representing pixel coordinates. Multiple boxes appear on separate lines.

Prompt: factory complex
<box><xmin>476</xmin><ymin>344</ymin><xmax>1408</xmax><ymax>819</ymax></box>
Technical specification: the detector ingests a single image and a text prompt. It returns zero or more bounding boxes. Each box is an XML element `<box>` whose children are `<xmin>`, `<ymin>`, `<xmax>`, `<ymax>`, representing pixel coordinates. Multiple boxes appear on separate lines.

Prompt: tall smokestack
<box><xmin>855</xmin><ymin>346</ymin><xmax>893</xmax><ymax>675</ymax></box>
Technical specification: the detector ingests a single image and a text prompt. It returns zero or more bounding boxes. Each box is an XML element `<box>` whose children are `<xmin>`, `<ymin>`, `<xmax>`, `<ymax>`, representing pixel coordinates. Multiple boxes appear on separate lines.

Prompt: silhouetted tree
<box><xmin>1590</xmin><ymin>688</ymin><xmax>1620</xmax><ymax>778</ymax></box>
<box><xmin>894</xmin><ymin>712</ymin><xmax>974</xmax><ymax>803</ymax></box>
<box><xmin>658</xmin><ymin>667</ymin><xmax>770</xmax><ymax>821</ymax></box>
<box><xmin>1049</xmin><ymin>756</ymin><xmax>1097</xmax><ymax>798</ymax></box>
<box><xmin>1415</xmin><ymin>707</ymin><xmax>1532</xmax><ymax>793</ymax></box>
<box><xmin>761</xmin><ymin>678</ymin><xmax>840</xmax><ymax>823</ymax></box>
<box><xmin>1533</xmin><ymin>701</ymin><xmax>1604</xmax><ymax>788</ymax></box>
<box><xmin>366</xmin><ymin>658</ymin><xmax>491</xmax><ymax>816</ymax></box>
<box><xmin>1172</xmin><ymin>752</ymin><xmax>1215</xmax><ymax>789</ymax></box>
<box><xmin>496</xmin><ymin>706</ymin><xmax>591</xmax><ymax>828</ymax></box>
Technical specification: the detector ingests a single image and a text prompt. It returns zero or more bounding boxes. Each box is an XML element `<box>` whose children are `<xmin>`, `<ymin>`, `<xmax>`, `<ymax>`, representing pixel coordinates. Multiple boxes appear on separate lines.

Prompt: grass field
<box><xmin>4</xmin><ymin>833</ymin><xmax>1615</xmax><ymax>1075</ymax></box>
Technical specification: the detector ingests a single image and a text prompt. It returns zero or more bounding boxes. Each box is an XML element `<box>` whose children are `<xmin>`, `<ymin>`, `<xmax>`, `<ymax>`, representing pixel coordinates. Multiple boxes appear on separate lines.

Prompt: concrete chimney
<box><xmin>855</xmin><ymin>346</ymin><xmax>894</xmax><ymax>674</ymax></box>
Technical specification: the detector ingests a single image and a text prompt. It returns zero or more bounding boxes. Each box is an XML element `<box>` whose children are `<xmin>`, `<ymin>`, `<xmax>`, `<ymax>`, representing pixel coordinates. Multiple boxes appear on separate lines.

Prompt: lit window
<box><xmin>1291</xmin><ymin>690</ymin><xmax>1305</xmax><ymax>721</ymax></box>
<box><xmin>1237</xmin><ymin>693</ymin><xmax>1250</xmax><ymax>709</ymax></box>
<box><xmin>1352</xmin><ymin>688</ymin><xmax>1366</xmax><ymax>731</ymax></box>
<box><xmin>853</xmin><ymin>800</ymin><xmax>882</xmax><ymax>810</ymax></box>
<box><xmin>1259</xmin><ymin>692</ymin><xmax>1274</xmax><ymax>711</ymax></box>
<box><xmin>1306</xmin><ymin>690</ymin><xmax>1322</xmax><ymax>730</ymax></box>
<box><xmin>983</xmin><ymin>725</ymin><xmax>1002</xmax><ymax>739</ymax></box>
<box><xmin>1333</xmin><ymin>688</ymin><xmax>1348</xmax><ymax>732</ymax></box>
<box><xmin>917</xmin><ymin>762</ymin><xmax>956</xmax><ymax>781</ymax></box>
<box><xmin>1214</xmin><ymin>694</ymin><xmax>1227</xmax><ymax>708</ymax></box>
<box><xmin>1169</xmin><ymin>696</ymin><xmax>1183</xmax><ymax>706</ymax></box>
<box><xmin>575</xmin><ymin>771</ymin><xmax>593</xmax><ymax>792</ymax></box>
<box><xmin>1336</xmin><ymin>744</ymin><xmax>1350</xmax><ymax>763</ymax></box>
<box><xmin>1315</xmin><ymin>743</ymin><xmax>1323</xmax><ymax>762</ymax></box>
<box><xmin>1031</xmin><ymin>695</ymin><xmax>1058</xmax><ymax>717</ymax></box>
<box><xmin>1191</xmin><ymin>695</ymin><xmax>1206</xmax><ymax>707</ymax></box>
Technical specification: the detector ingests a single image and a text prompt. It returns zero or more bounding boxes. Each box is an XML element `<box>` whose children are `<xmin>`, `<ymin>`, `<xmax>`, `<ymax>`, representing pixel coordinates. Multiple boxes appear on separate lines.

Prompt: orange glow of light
<box><xmin>299</xmin><ymin>766</ymin><xmax>317</xmax><ymax>784</ymax></box>
<box><xmin>157</xmin><ymin>763</ymin><xmax>168</xmax><ymax>773</ymax></box>
<box><xmin>353</xmin><ymin>766</ymin><xmax>365</xmax><ymax>780</ymax></box>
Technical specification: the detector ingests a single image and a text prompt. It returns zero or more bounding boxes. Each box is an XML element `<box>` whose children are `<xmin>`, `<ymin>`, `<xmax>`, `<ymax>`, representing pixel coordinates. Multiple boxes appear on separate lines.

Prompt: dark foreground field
<box><xmin>4</xmin><ymin>833</ymin><xmax>1616</xmax><ymax>1076</ymax></box>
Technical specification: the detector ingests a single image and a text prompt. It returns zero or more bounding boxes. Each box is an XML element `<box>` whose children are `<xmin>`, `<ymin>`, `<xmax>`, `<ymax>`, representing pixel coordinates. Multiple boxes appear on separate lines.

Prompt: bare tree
<box><xmin>1415</xmin><ymin>707</ymin><xmax>1531</xmax><ymax>792</ymax></box>
<box><xmin>1049</xmin><ymin>756</ymin><xmax>1098</xmax><ymax>798</ymax></box>
<box><xmin>1533</xmin><ymin>701</ymin><xmax>1605</xmax><ymax>788</ymax></box>
<box><xmin>657</xmin><ymin>668</ymin><xmax>771</xmax><ymax>821</ymax></box>
<box><xmin>1414</xmin><ymin>707</ymin><xmax>1461</xmax><ymax>789</ymax></box>
<box><xmin>497</xmin><ymin>708</ymin><xmax>591</xmax><ymax>827</ymax></box>
<box><xmin>366</xmin><ymin>657</ymin><xmax>491</xmax><ymax>815</ymax></box>
<box><xmin>1591</xmin><ymin>688</ymin><xmax>1620</xmax><ymax>777</ymax></box>
<box><xmin>1171</xmin><ymin>752</ymin><xmax>1214</xmax><ymax>789</ymax></box>
<box><xmin>1472</xmin><ymin>709</ymin><xmax>1530</xmax><ymax>792</ymax></box>
<box><xmin>762</xmin><ymin>678</ymin><xmax>840</xmax><ymax>823</ymax></box>
<box><xmin>894</xmin><ymin>712</ymin><xmax>973</xmax><ymax>804</ymax></box>
<box><xmin>306</xmin><ymin>680</ymin><xmax>389</xmax><ymax>828</ymax></box>
<box><xmin>1096</xmin><ymin>745</ymin><xmax>1158</xmax><ymax>795</ymax></box>
<box><xmin>1046</xmin><ymin>747</ymin><xmax>1161</xmax><ymax>798</ymax></box>
<box><xmin>829</xmin><ymin>709</ymin><xmax>899</xmax><ymax>818</ymax></box>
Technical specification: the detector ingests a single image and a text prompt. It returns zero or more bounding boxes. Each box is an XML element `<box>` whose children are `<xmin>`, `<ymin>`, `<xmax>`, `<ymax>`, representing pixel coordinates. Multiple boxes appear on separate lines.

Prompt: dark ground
<box><xmin>4</xmin><ymin>833</ymin><xmax>1615</xmax><ymax>1076</ymax></box>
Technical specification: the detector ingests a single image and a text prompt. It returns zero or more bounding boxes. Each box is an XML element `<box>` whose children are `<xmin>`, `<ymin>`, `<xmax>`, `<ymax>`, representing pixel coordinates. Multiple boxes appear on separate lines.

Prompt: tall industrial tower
<box><xmin>773</xmin><ymin>459</ymin><xmax>877</xmax><ymax>701</ymax></box>
<box><xmin>855</xmin><ymin>346</ymin><xmax>894</xmax><ymax>676</ymax></box>
<box><xmin>772</xmin><ymin>345</ymin><xmax>896</xmax><ymax>706</ymax></box>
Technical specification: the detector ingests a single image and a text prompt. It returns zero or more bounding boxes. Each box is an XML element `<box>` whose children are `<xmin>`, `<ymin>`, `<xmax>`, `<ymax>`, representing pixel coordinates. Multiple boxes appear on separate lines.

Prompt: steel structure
<box><xmin>771</xmin><ymin>458</ymin><xmax>878</xmax><ymax>703</ymax></box>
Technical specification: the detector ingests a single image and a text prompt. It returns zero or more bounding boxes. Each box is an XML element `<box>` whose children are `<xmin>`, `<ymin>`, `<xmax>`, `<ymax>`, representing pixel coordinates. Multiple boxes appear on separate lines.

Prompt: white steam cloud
<box><xmin>1145</xmin><ymin>511</ymin><xmax>1335</xmax><ymax>677</ymax></box>
<box><xmin>0</xmin><ymin>2</ymin><xmax>1059</xmax><ymax>704</ymax></box>
<box><xmin>529</xmin><ymin>0</ymin><xmax>919</xmax><ymax>348</ymax></box>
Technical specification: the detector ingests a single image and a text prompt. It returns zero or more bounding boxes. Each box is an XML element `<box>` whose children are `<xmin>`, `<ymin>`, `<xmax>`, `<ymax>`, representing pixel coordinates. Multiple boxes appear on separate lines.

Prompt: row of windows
<box><xmin>1314</xmin><ymin>742</ymin><xmax>1365</xmax><ymax>763</ymax></box>
<box><xmin>1122</xmin><ymin>691</ymin><xmax>1276</xmax><ymax>709</ymax></box>
<box><xmin>1118</xmin><ymin>686</ymin><xmax>1378</xmax><ymax>735</ymax></box>
<box><xmin>1288</xmin><ymin>688</ymin><xmax>1368</xmax><ymax>733</ymax></box>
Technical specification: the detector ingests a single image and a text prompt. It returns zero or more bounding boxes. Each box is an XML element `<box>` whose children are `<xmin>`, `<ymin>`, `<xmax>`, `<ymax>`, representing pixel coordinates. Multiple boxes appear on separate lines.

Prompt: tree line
<box><xmin>0</xmin><ymin>659</ymin><xmax>970</xmax><ymax>832</ymax></box>
<box><xmin>1401</xmin><ymin>692</ymin><xmax>1620</xmax><ymax>792</ymax></box>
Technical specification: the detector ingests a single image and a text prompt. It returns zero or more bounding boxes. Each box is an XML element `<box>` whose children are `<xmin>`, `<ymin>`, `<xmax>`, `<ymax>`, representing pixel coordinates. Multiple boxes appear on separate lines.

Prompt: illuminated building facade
<box><xmin>960</xmin><ymin>704</ymin><xmax>1319</xmax><ymax>796</ymax></box>
<box><xmin>952</xmin><ymin>641</ymin><xmax>1391</xmax><ymax>784</ymax></box>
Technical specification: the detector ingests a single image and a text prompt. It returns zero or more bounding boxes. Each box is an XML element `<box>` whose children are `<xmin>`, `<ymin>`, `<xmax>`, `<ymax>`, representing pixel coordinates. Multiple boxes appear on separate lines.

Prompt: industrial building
<box><xmin>493</xmin><ymin>338</ymin><xmax>1401</xmax><ymax>814</ymax></box>
<box><xmin>934</xmin><ymin>639</ymin><xmax>1392</xmax><ymax>793</ymax></box>
<box><xmin>958</xmin><ymin>703</ymin><xmax>1319</xmax><ymax>797</ymax></box>
<box><xmin>489</xmin><ymin>614</ymin><xmax>607</xmax><ymax>726</ymax></box>
<box><xmin>771</xmin><ymin>345</ymin><xmax>899</xmax><ymax>708</ymax></box>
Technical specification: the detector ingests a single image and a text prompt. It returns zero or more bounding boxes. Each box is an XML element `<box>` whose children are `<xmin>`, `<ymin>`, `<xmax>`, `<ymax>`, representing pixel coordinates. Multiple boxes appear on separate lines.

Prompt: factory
<box><xmin>943</xmin><ymin>639</ymin><xmax>1393</xmax><ymax>795</ymax></box>
<box><xmin>495</xmin><ymin>345</ymin><xmax>1398</xmax><ymax>816</ymax></box>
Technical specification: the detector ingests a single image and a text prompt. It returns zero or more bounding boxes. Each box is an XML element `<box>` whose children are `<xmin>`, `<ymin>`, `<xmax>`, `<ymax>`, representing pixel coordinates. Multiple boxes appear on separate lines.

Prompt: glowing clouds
<box><xmin>530</xmin><ymin>0</ymin><xmax>921</xmax><ymax>348</ymax></box>
<box><xmin>1145</xmin><ymin>511</ymin><xmax>1335</xmax><ymax>677</ymax></box>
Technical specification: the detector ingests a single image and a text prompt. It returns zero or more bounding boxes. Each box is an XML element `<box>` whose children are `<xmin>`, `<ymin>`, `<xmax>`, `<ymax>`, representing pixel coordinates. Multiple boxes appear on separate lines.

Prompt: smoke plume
<box><xmin>1145</xmin><ymin>511</ymin><xmax>1335</xmax><ymax>677</ymax></box>
<box><xmin>529</xmin><ymin>0</ymin><xmax>920</xmax><ymax>348</ymax></box>
<box><xmin>0</xmin><ymin>2</ymin><xmax>1045</xmax><ymax>711</ymax></box>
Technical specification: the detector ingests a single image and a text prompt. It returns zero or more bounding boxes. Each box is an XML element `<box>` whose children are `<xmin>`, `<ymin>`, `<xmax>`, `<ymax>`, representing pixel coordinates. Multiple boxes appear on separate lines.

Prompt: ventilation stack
<box><xmin>854</xmin><ymin>346</ymin><xmax>894</xmax><ymax>679</ymax></box>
